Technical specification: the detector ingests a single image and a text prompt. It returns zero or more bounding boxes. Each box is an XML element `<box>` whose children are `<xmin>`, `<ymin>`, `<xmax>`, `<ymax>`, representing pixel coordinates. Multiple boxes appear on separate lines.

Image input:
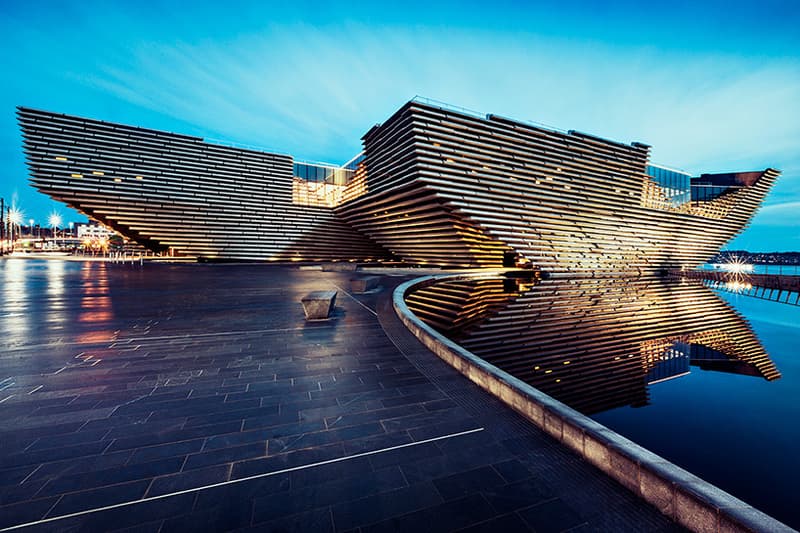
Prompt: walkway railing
<box><xmin>671</xmin><ymin>269</ymin><xmax>800</xmax><ymax>306</ymax></box>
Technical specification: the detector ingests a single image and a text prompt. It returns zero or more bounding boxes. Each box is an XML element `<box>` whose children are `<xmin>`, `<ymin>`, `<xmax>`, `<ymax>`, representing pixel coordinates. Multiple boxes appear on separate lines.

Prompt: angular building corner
<box><xmin>17</xmin><ymin>99</ymin><xmax>779</xmax><ymax>270</ymax></box>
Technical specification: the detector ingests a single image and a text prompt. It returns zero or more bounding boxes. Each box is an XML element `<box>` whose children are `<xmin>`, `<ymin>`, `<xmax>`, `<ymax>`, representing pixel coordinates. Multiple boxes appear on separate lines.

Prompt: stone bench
<box><xmin>301</xmin><ymin>290</ymin><xmax>337</xmax><ymax>320</ymax></box>
<box><xmin>322</xmin><ymin>262</ymin><xmax>357</xmax><ymax>272</ymax></box>
<box><xmin>350</xmin><ymin>276</ymin><xmax>381</xmax><ymax>294</ymax></box>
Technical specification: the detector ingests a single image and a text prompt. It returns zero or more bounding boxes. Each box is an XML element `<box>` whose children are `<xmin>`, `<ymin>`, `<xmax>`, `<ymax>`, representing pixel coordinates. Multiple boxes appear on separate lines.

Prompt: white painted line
<box><xmin>332</xmin><ymin>284</ymin><xmax>378</xmax><ymax>317</ymax></box>
<box><xmin>0</xmin><ymin>427</ymin><xmax>484</xmax><ymax>532</ymax></box>
<box><xmin>0</xmin><ymin>395</ymin><xmax>13</xmax><ymax>404</ymax></box>
<box><xmin>52</xmin><ymin>367</ymin><xmax>67</xmax><ymax>375</ymax></box>
<box><xmin>0</xmin><ymin>378</ymin><xmax>14</xmax><ymax>391</ymax></box>
<box><xmin>28</xmin><ymin>385</ymin><xmax>44</xmax><ymax>395</ymax></box>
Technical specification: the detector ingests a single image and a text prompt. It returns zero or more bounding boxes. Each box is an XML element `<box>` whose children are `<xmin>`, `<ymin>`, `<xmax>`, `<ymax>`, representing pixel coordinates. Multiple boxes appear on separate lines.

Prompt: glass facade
<box><xmin>646</xmin><ymin>165</ymin><xmax>691</xmax><ymax>206</ymax></box>
<box><xmin>691</xmin><ymin>183</ymin><xmax>739</xmax><ymax>202</ymax></box>
<box><xmin>292</xmin><ymin>154</ymin><xmax>366</xmax><ymax>207</ymax></box>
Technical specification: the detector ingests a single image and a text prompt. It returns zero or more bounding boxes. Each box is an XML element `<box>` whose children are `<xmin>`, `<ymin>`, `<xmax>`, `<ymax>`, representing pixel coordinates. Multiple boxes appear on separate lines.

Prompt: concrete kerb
<box><xmin>392</xmin><ymin>272</ymin><xmax>795</xmax><ymax>533</ymax></box>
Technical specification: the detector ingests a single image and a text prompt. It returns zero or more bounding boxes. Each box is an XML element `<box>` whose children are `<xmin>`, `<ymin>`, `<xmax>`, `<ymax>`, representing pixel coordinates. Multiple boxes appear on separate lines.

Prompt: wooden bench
<box><xmin>349</xmin><ymin>276</ymin><xmax>381</xmax><ymax>294</ymax></box>
<box><xmin>301</xmin><ymin>290</ymin><xmax>337</xmax><ymax>320</ymax></box>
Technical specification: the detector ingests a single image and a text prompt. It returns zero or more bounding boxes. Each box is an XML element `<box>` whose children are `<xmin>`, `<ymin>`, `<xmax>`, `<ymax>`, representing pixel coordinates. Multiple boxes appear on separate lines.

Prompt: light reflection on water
<box><xmin>0</xmin><ymin>259</ymin><xmax>117</xmax><ymax>347</ymax></box>
<box><xmin>1</xmin><ymin>259</ymin><xmax>30</xmax><ymax>347</ymax></box>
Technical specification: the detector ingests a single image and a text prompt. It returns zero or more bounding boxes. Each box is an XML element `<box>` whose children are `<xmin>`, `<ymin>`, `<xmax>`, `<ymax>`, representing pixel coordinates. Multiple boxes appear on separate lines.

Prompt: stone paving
<box><xmin>0</xmin><ymin>260</ymin><xmax>685</xmax><ymax>532</ymax></box>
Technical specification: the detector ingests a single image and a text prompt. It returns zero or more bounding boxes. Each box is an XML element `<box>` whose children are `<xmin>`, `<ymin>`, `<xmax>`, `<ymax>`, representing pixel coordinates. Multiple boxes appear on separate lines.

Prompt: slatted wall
<box><xmin>18</xmin><ymin>107</ymin><xmax>389</xmax><ymax>262</ymax></box>
<box><xmin>339</xmin><ymin>101</ymin><xmax>779</xmax><ymax>271</ymax></box>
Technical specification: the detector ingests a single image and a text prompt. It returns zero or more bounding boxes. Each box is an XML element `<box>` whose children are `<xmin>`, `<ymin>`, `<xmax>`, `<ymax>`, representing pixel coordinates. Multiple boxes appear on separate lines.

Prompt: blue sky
<box><xmin>1</xmin><ymin>0</ymin><xmax>798</xmax><ymax>250</ymax></box>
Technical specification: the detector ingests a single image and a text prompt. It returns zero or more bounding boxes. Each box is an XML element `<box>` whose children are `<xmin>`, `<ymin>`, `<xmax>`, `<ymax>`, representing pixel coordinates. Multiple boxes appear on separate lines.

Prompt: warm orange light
<box><xmin>92</xmin><ymin>171</ymin><xmax>104</xmax><ymax>176</ymax></box>
<box><xmin>71</xmin><ymin>173</ymin><xmax>83</xmax><ymax>178</ymax></box>
<box><xmin>55</xmin><ymin>156</ymin><xmax>68</xmax><ymax>161</ymax></box>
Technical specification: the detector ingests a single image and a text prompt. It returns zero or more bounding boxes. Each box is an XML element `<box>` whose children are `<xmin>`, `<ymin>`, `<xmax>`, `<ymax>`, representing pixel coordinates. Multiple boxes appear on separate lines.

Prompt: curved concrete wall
<box><xmin>394</xmin><ymin>272</ymin><xmax>794</xmax><ymax>533</ymax></box>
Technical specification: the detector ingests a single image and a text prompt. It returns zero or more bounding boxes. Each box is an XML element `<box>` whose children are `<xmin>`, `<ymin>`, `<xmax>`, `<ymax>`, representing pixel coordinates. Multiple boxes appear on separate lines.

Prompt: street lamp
<box><xmin>8</xmin><ymin>207</ymin><xmax>22</xmax><ymax>250</ymax></box>
<box><xmin>48</xmin><ymin>212</ymin><xmax>62</xmax><ymax>248</ymax></box>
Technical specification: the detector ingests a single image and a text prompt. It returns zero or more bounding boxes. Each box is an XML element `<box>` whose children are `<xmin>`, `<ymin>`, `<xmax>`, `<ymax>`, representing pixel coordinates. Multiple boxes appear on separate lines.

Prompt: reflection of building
<box><xmin>17</xmin><ymin>99</ymin><xmax>778</xmax><ymax>268</ymax></box>
<box><xmin>406</xmin><ymin>275</ymin><xmax>780</xmax><ymax>415</ymax></box>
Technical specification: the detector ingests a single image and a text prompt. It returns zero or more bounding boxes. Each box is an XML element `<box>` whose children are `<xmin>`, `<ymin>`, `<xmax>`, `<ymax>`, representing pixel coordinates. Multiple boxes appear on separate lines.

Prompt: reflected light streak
<box><xmin>1</xmin><ymin>259</ymin><xmax>30</xmax><ymax>347</ymax></box>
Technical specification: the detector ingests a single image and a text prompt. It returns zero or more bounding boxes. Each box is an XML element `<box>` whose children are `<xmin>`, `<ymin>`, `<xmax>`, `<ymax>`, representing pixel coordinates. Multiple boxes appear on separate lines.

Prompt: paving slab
<box><xmin>0</xmin><ymin>260</ymin><xmax>686</xmax><ymax>532</ymax></box>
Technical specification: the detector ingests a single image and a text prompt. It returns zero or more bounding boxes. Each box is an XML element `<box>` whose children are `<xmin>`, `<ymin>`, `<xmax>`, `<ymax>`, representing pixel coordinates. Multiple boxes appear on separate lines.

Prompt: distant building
<box><xmin>17</xmin><ymin>99</ymin><xmax>779</xmax><ymax>270</ymax></box>
<box><xmin>76</xmin><ymin>221</ymin><xmax>116</xmax><ymax>241</ymax></box>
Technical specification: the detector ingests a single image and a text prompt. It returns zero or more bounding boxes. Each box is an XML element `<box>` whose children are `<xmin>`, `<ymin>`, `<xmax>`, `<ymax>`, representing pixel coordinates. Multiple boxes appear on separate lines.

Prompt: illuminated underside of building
<box><xmin>18</xmin><ymin>98</ymin><xmax>779</xmax><ymax>271</ymax></box>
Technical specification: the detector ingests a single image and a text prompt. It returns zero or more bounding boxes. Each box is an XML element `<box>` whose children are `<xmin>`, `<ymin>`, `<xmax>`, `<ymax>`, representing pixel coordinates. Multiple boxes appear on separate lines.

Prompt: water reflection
<box><xmin>1</xmin><ymin>259</ymin><xmax>31</xmax><ymax>347</ymax></box>
<box><xmin>77</xmin><ymin>262</ymin><xmax>115</xmax><ymax>343</ymax></box>
<box><xmin>406</xmin><ymin>274</ymin><xmax>779</xmax><ymax>415</ymax></box>
<box><xmin>0</xmin><ymin>259</ymin><xmax>117</xmax><ymax>348</ymax></box>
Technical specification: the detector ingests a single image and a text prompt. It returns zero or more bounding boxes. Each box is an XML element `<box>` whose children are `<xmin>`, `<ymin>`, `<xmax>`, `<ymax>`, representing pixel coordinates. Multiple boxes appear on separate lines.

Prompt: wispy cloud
<box><xmin>74</xmin><ymin>23</ymin><xmax>800</xmax><ymax>172</ymax></box>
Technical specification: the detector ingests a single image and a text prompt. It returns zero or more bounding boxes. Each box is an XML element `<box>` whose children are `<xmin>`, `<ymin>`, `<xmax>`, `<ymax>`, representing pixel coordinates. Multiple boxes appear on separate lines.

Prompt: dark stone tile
<box><xmin>422</xmin><ymin>398</ymin><xmax>459</xmax><ymax>412</ymax></box>
<box><xmin>103</xmin><ymin>419</ymin><xmax>188</xmax><ymax>440</ymax></box>
<box><xmin>26</xmin><ymin>428</ymin><xmax>110</xmax><ymax>451</ymax></box>
<box><xmin>0</xmin><ymin>464</ymin><xmax>38</xmax><ymax>487</ymax></box>
<box><xmin>297</xmin><ymin>399</ymin><xmax>385</xmax><ymax>423</ymax></box>
<box><xmin>47</xmin><ymin>479</ymin><xmax>150</xmax><ymax>516</ymax></box>
<box><xmin>194</xmin><ymin>473</ymin><xmax>290</xmax><ymax>509</ymax></box>
<box><xmin>0</xmin><ymin>478</ymin><xmax>48</xmax><ymax>506</ymax></box>
<box><xmin>0</xmin><ymin>440</ymin><xmax>110</xmax><ymax>469</ymax></box>
<box><xmin>457</xmin><ymin>512</ymin><xmax>533</xmax><ymax>532</ymax></box>
<box><xmin>106</xmin><ymin>420</ymin><xmax>242</xmax><ymax>451</ymax></box>
<box><xmin>241</xmin><ymin>412</ymin><xmax>302</xmax><ymax>431</ymax></box>
<box><xmin>368</xmin><ymin>441</ymin><xmax>443</xmax><ymax>470</ymax></box>
<box><xmin>147</xmin><ymin>464</ymin><xmax>231</xmax><ymax>496</ymax></box>
<box><xmin>482</xmin><ymin>477</ymin><xmax>553</xmax><ymax>515</ymax></box>
<box><xmin>112</xmin><ymin>394</ymin><xmax>227</xmax><ymax>416</ymax></box>
<box><xmin>433</xmin><ymin>465</ymin><xmax>506</xmax><ymax>501</ymax></box>
<box><xmin>52</xmin><ymin>493</ymin><xmax>197</xmax><ymax>532</ymax></box>
<box><xmin>161</xmin><ymin>504</ymin><xmax>252</xmax><ymax>533</ymax></box>
<box><xmin>128</xmin><ymin>439</ymin><xmax>205</xmax><ymax>464</ymax></box>
<box><xmin>518</xmin><ymin>498</ymin><xmax>586</xmax><ymax>533</ymax></box>
<box><xmin>109</xmin><ymin>519</ymin><xmax>166</xmax><ymax>533</ymax></box>
<box><xmin>26</xmin><ymin>449</ymin><xmax>134</xmax><ymax>483</ymax></box>
<box><xmin>324</xmin><ymin>404</ymin><xmax>426</xmax><ymax>430</ymax></box>
<box><xmin>342</xmin><ymin>430</ymin><xmax>414</xmax><ymax>456</ymax></box>
<box><xmin>331</xmin><ymin>481</ymin><xmax>442</xmax><ymax>530</ymax></box>
<box><xmin>252</xmin><ymin>466</ymin><xmax>406</xmax><ymax>523</ymax></box>
<box><xmin>39</xmin><ymin>457</ymin><xmax>184</xmax><ymax>496</ymax></box>
<box><xmin>29</xmin><ymin>399</ymin><xmax>102</xmax><ymax>417</ymax></box>
<box><xmin>289</xmin><ymin>456</ymin><xmax>373</xmax><ymax>490</ymax></box>
<box><xmin>361</xmin><ymin>493</ymin><xmax>496</xmax><ymax>533</ymax></box>
<box><xmin>252</xmin><ymin>506</ymin><xmax>333</xmax><ymax>532</ymax></box>
<box><xmin>183</xmin><ymin>441</ymin><xmax>266</xmax><ymax>470</ymax></box>
<box><xmin>267</xmin><ymin>422</ymin><xmax>385</xmax><ymax>455</ymax></box>
<box><xmin>232</xmin><ymin>443</ymin><xmax>346</xmax><ymax>480</ymax></box>
<box><xmin>77</xmin><ymin>413</ymin><xmax>155</xmax><ymax>433</ymax></box>
<box><xmin>0</xmin><ymin>496</ymin><xmax>59</xmax><ymax>529</ymax></box>
<box><xmin>491</xmin><ymin>459</ymin><xmax>533</xmax><ymax>484</ymax></box>
<box><xmin>180</xmin><ymin>404</ymin><xmax>275</xmax><ymax>428</ymax></box>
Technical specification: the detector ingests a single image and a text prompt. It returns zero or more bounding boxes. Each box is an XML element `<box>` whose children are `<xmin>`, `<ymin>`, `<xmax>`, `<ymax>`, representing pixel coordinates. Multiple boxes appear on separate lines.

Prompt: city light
<box><xmin>48</xmin><ymin>212</ymin><xmax>62</xmax><ymax>229</ymax></box>
<box><xmin>720</xmin><ymin>255</ymin><xmax>755</xmax><ymax>274</ymax></box>
<box><xmin>8</xmin><ymin>207</ymin><xmax>23</xmax><ymax>226</ymax></box>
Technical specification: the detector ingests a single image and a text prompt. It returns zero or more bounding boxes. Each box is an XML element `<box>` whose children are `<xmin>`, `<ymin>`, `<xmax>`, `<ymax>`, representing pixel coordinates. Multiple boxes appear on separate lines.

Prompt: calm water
<box><xmin>406</xmin><ymin>273</ymin><xmax>800</xmax><ymax>528</ymax></box>
<box><xmin>593</xmin><ymin>292</ymin><xmax>800</xmax><ymax>528</ymax></box>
